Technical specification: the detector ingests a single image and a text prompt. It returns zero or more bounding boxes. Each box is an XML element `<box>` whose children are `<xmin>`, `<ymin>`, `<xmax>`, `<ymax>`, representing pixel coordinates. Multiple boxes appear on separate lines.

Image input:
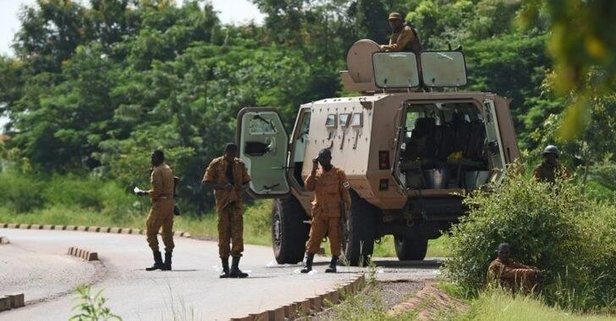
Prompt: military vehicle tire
<box><xmin>272</xmin><ymin>196</ymin><xmax>309</xmax><ymax>264</ymax></box>
<box><xmin>394</xmin><ymin>236</ymin><xmax>428</xmax><ymax>261</ymax></box>
<box><xmin>343</xmin><ymin>190</ymin><xmax>377</xmax><ymax>266</ymax></box>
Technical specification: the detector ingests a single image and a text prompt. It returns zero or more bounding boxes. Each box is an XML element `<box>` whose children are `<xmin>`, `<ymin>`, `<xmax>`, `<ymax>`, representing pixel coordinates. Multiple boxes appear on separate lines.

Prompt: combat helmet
<box><xmin>542</xmin><ymin>145</ymin><xmax>559</xmax><ymax>157</ymax></box>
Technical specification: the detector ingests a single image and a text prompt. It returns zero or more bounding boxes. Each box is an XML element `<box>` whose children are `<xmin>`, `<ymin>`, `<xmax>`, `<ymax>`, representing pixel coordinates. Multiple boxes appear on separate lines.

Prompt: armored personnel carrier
<box><xmin>236</xmin><ymin>39</ymin><xmax>519</xmax><ymax>265</ymax></box>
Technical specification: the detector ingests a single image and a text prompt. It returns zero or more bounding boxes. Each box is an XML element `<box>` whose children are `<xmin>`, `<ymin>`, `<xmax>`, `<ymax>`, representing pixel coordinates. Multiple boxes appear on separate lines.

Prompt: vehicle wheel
<box><xmin>394</xmin><ymin>236</ymin><xmax>428</xmax><ymax>261</ymax></box>
<box><xmin>343</xmin><ymin>190</ymin><xmax>377</xmax><ymax>266</ymax></box>
<box><xmin>272</xmin><ymin>196</ymin><xmax>309</xmax><ymax>264</ymax></box>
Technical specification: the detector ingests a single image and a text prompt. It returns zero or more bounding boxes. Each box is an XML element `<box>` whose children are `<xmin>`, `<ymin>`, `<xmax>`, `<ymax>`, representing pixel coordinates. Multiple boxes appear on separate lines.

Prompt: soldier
<box><xmin>380</xmin><ymin>12</ymin><xmax>422</xmax><ymax>54</ymax></box>
<box><xmin>136</xmin><ymin>150</ymin><xmax>176</xmax><ymax>271</ymax></box>
<box><xmin>202</xmin><ymin>143</ymin><xmax>251</xmax><ymax>278</ymax></box>
<box><xmin>301</xmin><ymin>148</ymin><xmax>352</xmax><ymax>274</ymax></box>
<box><xmin>533</xmin><ymin>145</ymin><xmax>570</xmax><ymax>183</ymax></box>
<box><xmin>488</xmin><ymin>243</ymin><xmax>543</xmax><ymax>294</ymax></box>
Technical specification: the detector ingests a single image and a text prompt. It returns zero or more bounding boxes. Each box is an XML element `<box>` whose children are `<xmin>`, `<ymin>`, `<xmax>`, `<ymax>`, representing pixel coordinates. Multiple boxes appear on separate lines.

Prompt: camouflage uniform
<box><xmin>203</xmin><ymin>156</ymin><xmax>251</xmax><ymax>258</ymax></box>
<box><xmin>533</xmin><ymin>161</ymin><xmax>570</xmax><ymax>183</ymax></box>
<box><xmin>305</xmin><ymin>166</ymin><xmax>352</xmax><ymax>256</ymax></box>
<box><xmin>382</xmin><ymin>25</ymin><xmax>422</xmax><ymax>53</ymax></box>
<box><xmin>488</xmin><ymin>258</ymin><xmax>543</xmax><ymax>293</ymax></box>
<box><xmin>146</xmin><ymin>164</ymin><xmax>175</xmax><ymax>253</ymax></box>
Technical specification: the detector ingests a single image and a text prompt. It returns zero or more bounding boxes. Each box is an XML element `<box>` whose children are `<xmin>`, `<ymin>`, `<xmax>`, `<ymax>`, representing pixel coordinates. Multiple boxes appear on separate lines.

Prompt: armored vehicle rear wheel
<box><xmin>394</xmin><ymin>236</ymin><xmax>428</xmax><ymax>261</ymax></box>
<box><xmin>343</xmin><ymin>190</ymin><xmax>377</xmax><ymax>266</ymax></box>
<box><xmin>272</xmin><ymin>196</ymin><xmax>309</xmax><ymax>264</ymax></box>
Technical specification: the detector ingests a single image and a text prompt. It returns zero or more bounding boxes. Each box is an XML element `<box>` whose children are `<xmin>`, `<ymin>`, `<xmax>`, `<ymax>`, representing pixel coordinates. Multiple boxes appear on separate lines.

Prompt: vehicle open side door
<box><xmin>236</xmin><ymin>107</ymin><xmax>290</xmax><ymax>198</ymax></box>
<box><xmin>483</xmin><ymin>99</ymin><xmax>507</xmax><ymax>182</ymax></box>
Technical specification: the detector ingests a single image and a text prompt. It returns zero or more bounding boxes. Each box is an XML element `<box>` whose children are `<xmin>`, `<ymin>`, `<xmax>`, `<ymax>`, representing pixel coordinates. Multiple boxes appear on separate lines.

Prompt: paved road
<box><xmin>0</xmin><ymin>228</ymin><xmax>439</xmax><ymax>321</ymax></box>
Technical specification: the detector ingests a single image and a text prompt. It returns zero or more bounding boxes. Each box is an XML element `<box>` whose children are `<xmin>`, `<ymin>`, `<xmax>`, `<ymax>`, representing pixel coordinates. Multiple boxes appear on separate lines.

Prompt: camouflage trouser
<box><xmin>217</xmin><ymin>202</ymin><xmax>244</xmax><ymax>258</ymax></box>
<box><xmin>306</xmin><ymin>214</ymin><xmax>341</xmax><ymax>256</ymax></box>
<box><xmin>146</xmin><ymin>199</ymin><xmax>175</xmax><ymax>252</ymax></box>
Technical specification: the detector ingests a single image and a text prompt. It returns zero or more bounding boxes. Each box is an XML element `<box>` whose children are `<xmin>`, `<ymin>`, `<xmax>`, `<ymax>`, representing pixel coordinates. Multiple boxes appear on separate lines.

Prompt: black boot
<box><xmin>220</xmin><ymin>257</ymin><xmax>230</xmax><ymax>278</ymax></box>
<box><xmin>229</xmin><ymin>256</ymin><xmax>248</xmax><ymax>278</ymax></box>
<box><xmin>145</xmin><ymin>251</ymin><xmax>164</xmax><ymax>271</ymax></box>
<box><xmin>162</xmin><ymin>251</ymin><xmax>172</xmax><ymax>271</ymax></box>
<box><xmin>301</xmin><ymin>253</ymin><xmax>314</xmax><ymax>274</ymax></box>
<box><xmin>325</xmin><ymin>256</ymin><xmax>338</xmax><ymax>273</ymax></box>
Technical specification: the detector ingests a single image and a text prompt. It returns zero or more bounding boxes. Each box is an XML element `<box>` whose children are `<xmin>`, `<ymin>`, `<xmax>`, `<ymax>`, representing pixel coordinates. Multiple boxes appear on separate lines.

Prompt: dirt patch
<box><xmin>312</xmin><ymin>280</ymin><xmax>425</xmax><ymax>320</ymax></box>
<box><xmin>388</xmin><ymin>282</ymin><xmax>468</xmax><ymax>320</ymax></box>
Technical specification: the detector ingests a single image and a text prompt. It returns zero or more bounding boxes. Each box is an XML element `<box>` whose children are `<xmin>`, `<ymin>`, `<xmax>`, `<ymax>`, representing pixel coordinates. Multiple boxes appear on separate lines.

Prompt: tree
<box><xmin>520</xmin><ymin>0</ymin><xmax>616</xmax><ymax>138</ymax></box>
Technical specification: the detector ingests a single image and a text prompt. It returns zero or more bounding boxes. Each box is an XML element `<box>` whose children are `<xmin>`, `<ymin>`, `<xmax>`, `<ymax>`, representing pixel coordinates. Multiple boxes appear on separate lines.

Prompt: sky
<box><xmin>0</xmin><ymin>0</ymin><xmax>265</xmax><ymax>56</ymax></box>
<box><xmin>0</xmin><ymin>0</ymin><xmax>264</xmax><ymax>131</ymax></box>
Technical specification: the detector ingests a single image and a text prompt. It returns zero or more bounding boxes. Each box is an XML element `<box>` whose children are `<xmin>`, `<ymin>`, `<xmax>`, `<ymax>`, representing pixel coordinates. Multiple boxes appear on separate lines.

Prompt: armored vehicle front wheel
<box><xmin>394</xmin><ymin>236</ymin><xmax>428</xmax><ymax>261</ymax></box>
<box><xmin>343</xmin><ymin>190</ymin><xmax>377</xmax><ymax>266</ymax></box>
<box><xmin>272</xmin><ymin>196</ymin><xmax>309</xmax><ymax>264</ymax></box>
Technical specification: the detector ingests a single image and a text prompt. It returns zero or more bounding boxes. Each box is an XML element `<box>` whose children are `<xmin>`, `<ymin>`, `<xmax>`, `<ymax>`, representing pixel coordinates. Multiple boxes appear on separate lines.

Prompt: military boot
<box><xmin>145</xmin><ymin>251</ymin><xmax>164</xmax><ymax>271</ymax></box>
<box><xmin>229</xmin><ymin>256</ymin><xmax>248</xmax><ymax>278</ymax></box>
<box><xmin>301</xmin><ymin>253</ymin><xmax>314</xmax><ymax>274</ymax></box>
<box><xmin>325</xmin><ymin>256</ymin><xmax>338</xmax><ymax>273</ymax></box>
<box><xmin>162</xmin><ymin>251</ymin><xmax>172</xmax><ymax>271</ymax></box>
<box><xmin>220</xmin><ymin>257</ymin><xmax>230</xmax><ymax>278</ymax></box>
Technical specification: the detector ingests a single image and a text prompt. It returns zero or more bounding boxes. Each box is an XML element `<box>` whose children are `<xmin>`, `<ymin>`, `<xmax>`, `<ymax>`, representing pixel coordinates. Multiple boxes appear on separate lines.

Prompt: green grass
<box><xmin>0</xmin><ymin>197</ymin><xmax>448</xmax><ymax>258</ymax></box>
<box><xmin>372</xmin><ymin>235</ymin><xmax>451</xmax><ymax>258</ymax></box>
<box><xmin>0</xmin><ymin>199</ymin><xmax>274</xmax><ymax>247</ymax></box>
<box><xmin>452</xmin><ymin>290</ymin><xmax>616</xmax><ymax>321</ymax></box>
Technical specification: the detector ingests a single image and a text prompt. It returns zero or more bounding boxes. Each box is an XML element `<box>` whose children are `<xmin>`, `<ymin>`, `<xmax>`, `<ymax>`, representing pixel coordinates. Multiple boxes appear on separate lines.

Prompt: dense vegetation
<box><xmin>1</xmin><ymin>0</ymin><xmax>616</xmax><ymax>318</ymax></box>
<box><xmin>444</xmin><ymin>173</ymin><xmax>616</xmax><ymax>311</ymax></box>
<box><xmin>1</xmin><ymin>0</ymin><xmax>615</xmax><ymax>213</ymax></box>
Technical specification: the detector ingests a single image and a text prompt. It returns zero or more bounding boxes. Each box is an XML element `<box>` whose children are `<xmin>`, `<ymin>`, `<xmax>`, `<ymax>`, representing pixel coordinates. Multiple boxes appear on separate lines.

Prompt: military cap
<box><xmin>388</xmin><ymin>12</ymin><xmax>403</xmax><ymax>21</ymax></box>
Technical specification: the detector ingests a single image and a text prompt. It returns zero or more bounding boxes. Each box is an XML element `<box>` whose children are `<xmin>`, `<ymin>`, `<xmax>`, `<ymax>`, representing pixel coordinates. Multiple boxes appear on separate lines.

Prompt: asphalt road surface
<box><xmin>0</xmin><ymin>228</ymin><xmax>439</xmax><ymax>321</ymax></box>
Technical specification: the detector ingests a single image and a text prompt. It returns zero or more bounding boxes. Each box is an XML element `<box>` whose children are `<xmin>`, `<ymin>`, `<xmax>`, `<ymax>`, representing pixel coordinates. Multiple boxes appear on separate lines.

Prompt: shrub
<box><xmin>44</xmin><ymin>174</ymin><xmax>104</xmax><ymax>210</ymax></box>
<box><xmin>443</xmin><ymin>171</ymin><xmax>616</xmax><ymax>311</ymax></box>
<box><xmin>0</xmin><ymin>171</ymin><xmax>45</xmax><ymax>213</ymax></box>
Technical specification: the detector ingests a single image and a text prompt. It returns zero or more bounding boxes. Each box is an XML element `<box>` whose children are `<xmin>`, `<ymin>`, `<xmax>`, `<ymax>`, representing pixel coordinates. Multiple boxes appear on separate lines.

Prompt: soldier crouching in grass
<box><xmin>136</xmin><ymin>150</ymin><xmax>176</xmax><ymax>271</ymax></box>
<box><xmin>202</xmin><ymin>143</ymin><xmax>251</xmax><ymax>278</ymax></box>
<box><xmin>301</xmin><ymin>148</ymin><xmax>352</xmax><ymax>274</ymax></box>
<box><xmin>488</xmin><ymin>243</ymin><xmax>544</xmax><ymax>294</ymax></box>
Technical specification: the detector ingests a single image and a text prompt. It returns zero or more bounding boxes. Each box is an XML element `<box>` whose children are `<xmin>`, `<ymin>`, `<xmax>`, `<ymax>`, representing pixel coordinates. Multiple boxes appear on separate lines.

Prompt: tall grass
<box><xmin>0</xmin><ymin>170</ymin><xmax>276</xmax><ymax>246</ymax></box>
<box><xmin>452</xmin><ymin>289</ymin><xmax>616</xmax><ymax>321</ymax></box>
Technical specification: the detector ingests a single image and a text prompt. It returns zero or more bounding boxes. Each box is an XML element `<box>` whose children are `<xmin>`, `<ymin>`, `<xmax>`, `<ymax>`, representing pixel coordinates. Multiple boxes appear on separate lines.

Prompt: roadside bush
<box><xmin>44</xmin><ymin>174</ymin><xmax>104</xmax><ymax>210</ymax></box>
<box><xmin>443</xmin><ymin>171</ymin><xmax>616</xmax><ymax>311</ymax></box>
<box><xmin>0</xmin><ymin>171</ymin><xmax>45</xmax><ymax>213</ymax></box>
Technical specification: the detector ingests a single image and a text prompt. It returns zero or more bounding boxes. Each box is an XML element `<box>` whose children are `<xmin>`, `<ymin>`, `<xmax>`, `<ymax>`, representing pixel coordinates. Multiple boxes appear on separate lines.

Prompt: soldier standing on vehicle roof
<box><xmin>380</xmin><ymin>12</ymin><xmax>422</xmax><ymax>54</ymax></box>
<box><xmin>533</xmin><ymin>145</ymin><xmax>571</xmax><ymax>183</ymax></box>
<box><xmin>202</xmin><ymin>143</ymin><xmax>251</xmax><ymax>278</ymax></box>
<box><xmin>136</xmin><ymin>150</ymin><xmax>176</xmax><ymax>271</ymax></box>
<box><xmin>301</xmin><ymin>148</ymin><xmax>352</xmax><ymax>274</ymax></box>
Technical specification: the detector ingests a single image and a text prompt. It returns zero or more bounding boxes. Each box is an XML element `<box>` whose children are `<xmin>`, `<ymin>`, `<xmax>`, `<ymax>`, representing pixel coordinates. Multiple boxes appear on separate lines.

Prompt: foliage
<box><xmin>518</xmin><ymin>0</ymin><xmax>616</xmax><ymax>138</ymax></box>
<box><xmin>0</xmin><ymin>170</ymin><xmax>136</xmax><ymax>217</ymax></box>
<box><xmin>1</xmin><ymin>0</ymin><xmax>615</xmax><ymax>216</ymax></box>
<box><xmin>70</xmin><ymin>286</ymin><xmax>122</xmax><ymax>321</ymax></box>
<box><xmin>444</xmin><ymin>171</ymin><xmax>616</xmax><ymax>311</ymax></box>
<box><xmin>0</xmin><ymin>170</ymin><xmax>45</xmax><ymax>213</ymax></box>
<box><xmin>452</xmin><ymin>288</ymin><xmax>616</xmax><ymax>321</ymax></box>
<box><xmin>0</xmin><ymin>169</ymin><xmax>274</xmax><ymax>245</ymax></box>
